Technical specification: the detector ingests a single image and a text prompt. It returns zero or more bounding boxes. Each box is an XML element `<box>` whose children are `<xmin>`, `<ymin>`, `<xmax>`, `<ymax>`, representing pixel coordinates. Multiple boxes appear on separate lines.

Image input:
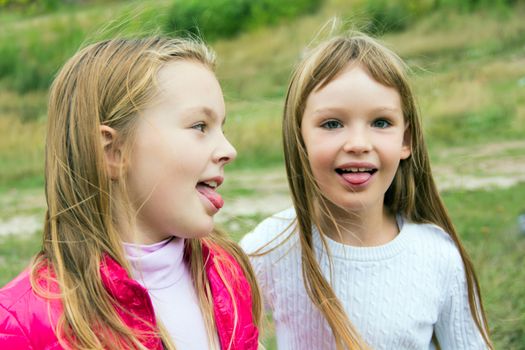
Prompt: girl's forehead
<box><xmin>308</xmin><ymin>64</ymin><xmax>400</xmax><ymax>102</ymax></box>
<box><xmin>138</xmin><ymin>60</ymin><xmax>225</xmax><ymax>124</ymax></box>
<box><xmin>310</xmin><ymin>61</ymin><xmax>374</xmax><ymax>94</ymax></box>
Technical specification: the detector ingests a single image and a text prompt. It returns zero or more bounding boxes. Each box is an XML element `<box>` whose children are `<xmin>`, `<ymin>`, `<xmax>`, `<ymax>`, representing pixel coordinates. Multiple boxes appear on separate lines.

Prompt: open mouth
<box><xmin>335</xmin><ymin>167</ymin><xmax>377</xmax><ymax>175</ymax></box>
<box><xmin>198</xmin><ymin>180</ymin><xmax>218</xmax><ymax>189</ymax></box>
<box><xmin>335</xmin><ymin>167</ymin><xmax>377</xmax><ymax>186</ymax></box>
<box><xmin>196</xmin><ymin>180</ymin><xmax>224</xmax><ymax>210</ymax></box>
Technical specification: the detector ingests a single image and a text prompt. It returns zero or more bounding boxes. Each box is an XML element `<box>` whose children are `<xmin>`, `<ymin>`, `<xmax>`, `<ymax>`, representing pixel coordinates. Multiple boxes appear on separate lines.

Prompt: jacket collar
<box><xmin>202</xmin><ymin>243</ymin><xmax>259</xmax><ymax>350</ymax></box>
<box><xmin>100</xmin><ymin>241</ymin><xmax>258</xmax><ymax>350</ymax></box>
<box><xmin>100</xmin><ymin>255</ymin><xmax>163</xmax><ymax>350</ymax></box>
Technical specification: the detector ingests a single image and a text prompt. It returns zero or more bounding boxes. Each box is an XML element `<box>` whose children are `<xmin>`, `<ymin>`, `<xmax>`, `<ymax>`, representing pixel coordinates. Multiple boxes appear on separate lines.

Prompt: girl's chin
<box><xmin>322</xmin><ymin>199</ymin><xmax>374</xmax><ymax>216</ymax></box>
<box><xmin>186</xmin><ymin>222</ymin><xmax>215</xmax><ymax>238</ymax></box>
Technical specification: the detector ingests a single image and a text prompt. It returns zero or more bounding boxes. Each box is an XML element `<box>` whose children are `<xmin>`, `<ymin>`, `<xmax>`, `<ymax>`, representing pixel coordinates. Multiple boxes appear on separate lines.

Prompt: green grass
<box><xmin>0</xmin><ymin>114</ymin><xmax>46</xmax><ymax>190</ymax></box>
<box><xmin>0</xmin><ymin>233</ymin><xmax>41</xmax><ymax>286</ymax></box>
<box><xmin>442</xmin><ymin>184</ymin><xmax>525</xmax><ymax>348</ymax></box>
<box><xmin>220</xmin><ymin>213</ymin><xmax>268</xmax><ymax>243</ymax></box>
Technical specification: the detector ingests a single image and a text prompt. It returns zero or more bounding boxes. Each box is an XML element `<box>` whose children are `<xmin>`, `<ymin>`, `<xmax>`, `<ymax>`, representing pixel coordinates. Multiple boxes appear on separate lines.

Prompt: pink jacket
<box><xmin>0</xmin><ymin>243</ymin><xmax>258</xmax><ymax>349</ymax></box>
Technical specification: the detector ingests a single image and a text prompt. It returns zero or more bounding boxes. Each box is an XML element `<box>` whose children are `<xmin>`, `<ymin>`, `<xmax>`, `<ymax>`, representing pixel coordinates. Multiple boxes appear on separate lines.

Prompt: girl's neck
<box><xmin>316</xmin><ymin>201</ymin><xmax>399</xmax><ymax>247</ymax></box>
<box><xmin>112</xmin><ymin>192</ymin><xmax>170</xmax><ymax>245</ymax></box>
<box><xmin>114</xmin><ymin>210</ymin><xmax>153</xmax><ymax>245</ymax></box>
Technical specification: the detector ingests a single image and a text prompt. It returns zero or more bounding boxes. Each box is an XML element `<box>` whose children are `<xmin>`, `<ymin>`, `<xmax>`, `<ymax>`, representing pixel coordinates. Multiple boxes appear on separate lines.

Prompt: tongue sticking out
<box><xmin>341</xmin><ymin>172</ymin><xmax>372</xmax><ymax>185</ymax></box>
<box><xmin>196</xmin><ymin>184</ymin><xmax>224</xmax><ymax>209</ymax></box>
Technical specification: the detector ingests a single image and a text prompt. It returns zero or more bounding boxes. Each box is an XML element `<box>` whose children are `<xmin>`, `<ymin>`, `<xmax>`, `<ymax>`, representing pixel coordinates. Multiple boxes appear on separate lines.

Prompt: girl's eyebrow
<box><xmin>184</xmin><ymin>106</ymin><xmax>227</xmax><ymax>126</ymax></box>
<box><xmin>310</xmin><ymin>107</ymin><xmax>346</xmax><ymax>116</ymax></box>
<box><xmin>374</xmin><ymin>106</ymin><xmax>401</xmax><ymax>113</ymax></box>
<box><xmin>184</xmin><ymin>106</ymin><xmax>214</xmax><ymax>117</ymax></box>
<box><xmin>311</xmin><ymin>106</ymin><xmax>401</xmax><ymax>116</ymax></box>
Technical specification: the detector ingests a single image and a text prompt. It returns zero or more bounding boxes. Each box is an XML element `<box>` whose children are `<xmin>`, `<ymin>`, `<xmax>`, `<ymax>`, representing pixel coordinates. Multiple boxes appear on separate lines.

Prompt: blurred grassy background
<box><xmin>1</xmin><ymin>0</ymin><xmax>524</xmax><ymax>348</ymax></box>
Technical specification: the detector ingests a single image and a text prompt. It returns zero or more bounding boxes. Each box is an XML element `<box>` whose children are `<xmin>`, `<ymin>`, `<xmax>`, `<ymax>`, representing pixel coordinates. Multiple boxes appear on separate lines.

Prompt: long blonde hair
<box><xmin>281</xmin><ymin>32</ymin><xmax>493</xmax><ymax>349</ymax></box>
<box><xmin>31</xmin><ymin>36</ymin><xmax>261</xmax><ymax>349</ymax></box>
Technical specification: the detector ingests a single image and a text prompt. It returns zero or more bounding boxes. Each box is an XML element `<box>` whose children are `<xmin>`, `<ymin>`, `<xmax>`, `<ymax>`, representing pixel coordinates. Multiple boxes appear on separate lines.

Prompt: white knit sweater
<box><xmin>240</xmin><ymin>208</ymin><xmax>487</xmax><ymax>350</ymax></box>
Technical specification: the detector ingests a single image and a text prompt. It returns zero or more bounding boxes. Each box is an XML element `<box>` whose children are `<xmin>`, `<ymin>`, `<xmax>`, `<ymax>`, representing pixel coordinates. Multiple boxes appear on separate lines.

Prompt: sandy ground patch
<box><xmin>0</xmin><ymin>215</ymin><xmax>41</xmax><ymax>237</ymax></box>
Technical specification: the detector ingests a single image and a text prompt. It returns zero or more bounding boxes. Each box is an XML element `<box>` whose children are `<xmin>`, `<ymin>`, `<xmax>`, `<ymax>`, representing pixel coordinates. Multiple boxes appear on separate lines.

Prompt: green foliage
<box><xmin>0</xmin><ymin>0</ymin><xmax>322</xmax><ymax>93</ymax></box>
<box><xmin>164</xmin><ymin>0</ymin><xmax>251</xmax><ymax>41</ymax></box>
<box><xmin>360</xmin><ymin>0</ymin><xmax>430</xmax><ymax>34</ymax></box>
<box><xmin>0</xmin><ymin>2</ymin><xmax>170</xmax><ymax>93</ymax></box>
<box><xmin>0</xmin><ymin>0</ymin><xmax>73</xmax><ymax>15</ymax></box>
<box><xmin>247</xmin><ymin>0</ymin><xmax>322</xmax><ymax>29</ymax></box>
<box><xmin>0</xmin><ymin>0</ymin><xmax>119</xmax><ymax>15</ymax></box>
<box><xmin>360</xmin><ymin>0</ymin><xmax>516</xmax><ymax>34</ymax></box>
<box><xmin>164</xmin><ymin>0</ymin><xmax>323</xmax><ymax>41</ymax></box>
<box><xmin>0</xmin><ymin>42</ymin><xmax>18</xmax><ymax>82</ymax></box>
<box><xmin>0</xmin><ymin>20</ymin><xmax>85</xmax><ymax>93</ymax></box>
<box><xmin>436</xmin><ymin>0</ymin><xmax>517</xmax><ymax>12</ymax></box>
<box><xmin>427</xmin><ymin>105</ymin><xmax>517</xmax><ymax>147</ymax></box>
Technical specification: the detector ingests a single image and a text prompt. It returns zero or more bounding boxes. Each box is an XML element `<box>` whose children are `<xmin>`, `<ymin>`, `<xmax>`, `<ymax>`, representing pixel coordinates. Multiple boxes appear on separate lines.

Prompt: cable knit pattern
<box><xmin>240</xmin><ymin>207</ymin><xmax>487</xmax><ymax>350</ymax></box>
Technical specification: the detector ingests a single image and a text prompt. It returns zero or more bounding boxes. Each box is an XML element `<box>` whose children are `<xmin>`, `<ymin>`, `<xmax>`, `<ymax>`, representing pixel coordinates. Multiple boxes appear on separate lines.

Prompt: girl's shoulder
<box><xmin>403</xmin><ymin>219</ymin><xmax>454</xmax><ymax>245</ymax></box>
<box><xmin>402</xmin><ymin>219</ymin><xmax>464</xmax><ymax>268</ymax></box>
<box><xmin>239</xmin><ymin>207</ymin><xmax>298</xmax><ymax>255</ymax></box>
<box><xmin>0</xmin><ymin>267</ymin><xmax>62</xmax><ymax>349</ymax></box>
<box><xmin>0</xmin><ymin>268</ymin><xmax>33</xmax><ymax>309</ymax></box>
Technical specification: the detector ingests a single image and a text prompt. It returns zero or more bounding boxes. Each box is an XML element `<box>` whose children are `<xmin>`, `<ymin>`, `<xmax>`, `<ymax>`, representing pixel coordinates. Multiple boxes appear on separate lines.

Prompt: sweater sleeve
<box><xmin>240</xmin><ymin>209</ymin><xmax>298</xmax><ymax>316</ymax></box>
<box><xmin>0</xmin><ymin>303</ymin><xmax>33</xmax><ymax>349</ymax></box>
<box><xmin>434</xmin><ymin>257</ymin><xmax>488</xmax><ymax>350</ymax></box>
<box><xmin>239</xmin><ymin>230</ymin><xmax>273</xmax><ymax>312</ymax></box>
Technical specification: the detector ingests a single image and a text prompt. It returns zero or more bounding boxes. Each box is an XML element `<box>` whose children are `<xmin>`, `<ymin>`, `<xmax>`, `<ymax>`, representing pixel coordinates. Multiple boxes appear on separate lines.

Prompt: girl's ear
<box><xmin>400</xmin><ymin>124</ymin><xmax>412</xmax><ymax>160</ymax></box>
<box><xmin>100</xmin><ymin>125</ymin><xmax>123</xmax><ymax>179</ymax></box>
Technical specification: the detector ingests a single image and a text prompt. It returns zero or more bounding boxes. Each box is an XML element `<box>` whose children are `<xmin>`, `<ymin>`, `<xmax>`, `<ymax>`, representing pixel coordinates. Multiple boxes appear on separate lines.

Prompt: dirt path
<box><xmin>1</xmin><ymin>141</ymin><xmax>524</xmax><ymax>236</ymax></box>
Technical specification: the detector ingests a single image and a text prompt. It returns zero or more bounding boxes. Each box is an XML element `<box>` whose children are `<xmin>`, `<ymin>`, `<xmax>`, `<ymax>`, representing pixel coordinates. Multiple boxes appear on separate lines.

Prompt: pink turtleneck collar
<box><xmin>122</xmin><ymin>237</ymin><xmax>213</xmax><ymax>349</ymax></box>
<box><xmin>123</xmin><ymin>237</ymin><xmax>185</xmax><ymax>290</ymax></box>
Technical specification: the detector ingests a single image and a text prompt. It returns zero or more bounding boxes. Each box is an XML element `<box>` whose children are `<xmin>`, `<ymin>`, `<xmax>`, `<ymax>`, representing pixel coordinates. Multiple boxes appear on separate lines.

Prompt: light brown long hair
<box><xmin>281</xmin><ymin>32</ymin><xmax>493</xmax><ymax>349</ymax></box>
<box><xmin>30</xmin><ymin>36</ymin><xmax>261</xmax><ymax>349</ymax></box>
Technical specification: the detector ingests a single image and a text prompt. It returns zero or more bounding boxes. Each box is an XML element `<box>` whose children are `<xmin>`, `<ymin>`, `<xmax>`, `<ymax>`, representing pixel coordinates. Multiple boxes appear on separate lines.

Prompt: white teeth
<box><xmin>340</xmin><ymin>167</ymin><xmax>373</xmax><ymax>173</ymax></box>
<box><xmin>203</xmin><ymin>180</ymin><xmax>217</xmax><ymax>188</ymax></box>
<box><xmin>341</xmin><ymin>168</ymin><xmax>373</xmax><ymax>173</ymax></box>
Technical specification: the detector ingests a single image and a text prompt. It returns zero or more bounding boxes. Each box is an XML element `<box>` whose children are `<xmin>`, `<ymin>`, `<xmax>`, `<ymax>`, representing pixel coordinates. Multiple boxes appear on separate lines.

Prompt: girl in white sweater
<box><xmin>240</xmin><ymin>31</ymin><xmax>492</xmax><ymax>349</ymax></box>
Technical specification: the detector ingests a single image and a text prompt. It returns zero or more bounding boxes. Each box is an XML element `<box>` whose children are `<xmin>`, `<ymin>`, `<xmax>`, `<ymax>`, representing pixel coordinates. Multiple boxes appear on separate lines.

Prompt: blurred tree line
<box><xmin>0</xmin><ymin>0</ymin><xmax>98</xmax><ymax>13</ymax></box>
<box><xmin>164</xmin><ymin>0</ymin><xmax>322</xmax><ymax>41</ymax></box>
<box><xmin>361</xmin><ymin>0</ymin><xmax>519</xmax><ymax>33</ymax></box>
<box><xmin>0</xmin><ymin>0</ymin><xmax>519</xmax><ymax>96</ymax></box>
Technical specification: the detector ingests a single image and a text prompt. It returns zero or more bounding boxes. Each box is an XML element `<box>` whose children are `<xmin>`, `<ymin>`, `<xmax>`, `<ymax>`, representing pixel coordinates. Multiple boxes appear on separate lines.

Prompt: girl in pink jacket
<box><xmin>0</xmin><ymin>37</ymin><xmax>260</xmax><ymax>350</ymax></box>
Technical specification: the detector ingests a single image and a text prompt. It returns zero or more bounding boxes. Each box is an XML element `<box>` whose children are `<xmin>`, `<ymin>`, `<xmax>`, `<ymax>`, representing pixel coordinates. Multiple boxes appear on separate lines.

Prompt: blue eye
<box><xmin>192</xmin><ymin>122</ymin><xmax>207</xmax><ymax>132</ymax></box>
<box><xmin>321</xmin><ymin>120</ymin><xmax>343</xmax><ymax>129</ymax></box>
<box><xmin>372</xmin><ymin>119</ymin><xmax>391</xmax><ymax>128</ymax></box>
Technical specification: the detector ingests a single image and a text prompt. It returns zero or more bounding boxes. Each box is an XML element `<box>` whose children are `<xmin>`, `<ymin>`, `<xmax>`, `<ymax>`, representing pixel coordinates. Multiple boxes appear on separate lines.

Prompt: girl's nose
<box><xmin>342</xmin><ymin>127</ymin><xmax>372</xmax><ymax>154</ymax></box>
<box><xmin>215</xmin><ymin>134</ymin><xmax>237</xmax><ymax>165</ymax></box>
